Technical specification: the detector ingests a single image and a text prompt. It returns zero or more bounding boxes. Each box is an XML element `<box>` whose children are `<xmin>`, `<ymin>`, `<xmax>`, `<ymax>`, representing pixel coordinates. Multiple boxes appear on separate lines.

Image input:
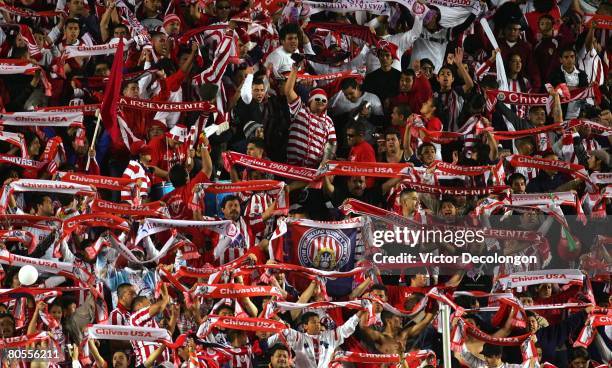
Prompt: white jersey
<box><xmin>411</xmin><ymin>27</ymin><xmax>449</xmax><ymax>73</ymax></box>
<box><xmin>578</xmin><ymin>46</ymin><xmax>605</xmax><ymax>86</ymax></box>
<box><xmin>266</xmin><ymin>314</ymin><xmax>360</xmax><ymax>368</ymax></box>
<box><xmin>365</xmin><ymin>14</ymin><xmax>424</xmax><ymax>72</ymax></box>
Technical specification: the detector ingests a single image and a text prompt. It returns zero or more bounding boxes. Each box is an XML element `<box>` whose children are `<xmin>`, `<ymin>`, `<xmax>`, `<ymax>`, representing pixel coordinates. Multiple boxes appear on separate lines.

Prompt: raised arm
<box><xmin>382</xmin><ymin>177</ymin><xmax>402</xmax><ymax>196</ymax></box>
<box><xmin>454</xmin><ymin>48</ymin><xmax>474</xmax><ymax>94</ymax></box>
<box><xmin>283</xmin><ymin>63</ymin><xmax>300</xmax><ymax>103</ymax></box>
<box><xmin>493</xmin><ymin>307</ymin><xmax>515</xmax><ymax>337</ymax></box>
<box><xmin>403</xmin><ymin>119</ymin><xmax>414</xmax><ymax>158</ymax></box>
<box><xmin>400</xmin><ymin>312</ymin><xmax>436</xmax><ymax>340</ymax></box>
<box><xmin>235</xmin><ymin>275</ymin><xmax>258</xmax><ymax>317</ymax></box>
<box><xmin>291</xmin><ymin>280</ymin><xmax>317</xmax><ymax>321</ymax></box>
<box><xmin>148</xmin><ymin>283</ymin><xmax>170</xmax><ymax>317</ymax></box>
<box><xmin>27</xmin><ymin>301</ymin><xmax>45</xmax><ymax>335</ymax></box>
<box><xmin>193</xmin><ymin>31</ymin><xmax>234</xmax><ymax>85</ymax></box>
<box><xmin>322</xmin><ymin>175</ymin><xmax>336</xmax><ymax>197</ymax></box>
<box><xmin>483</xmin><ymin>127</ymin><xmax>499</xmax><ymax>161</ymax></box>
<box><xmin>549</xmin><ymin>88</ymin><xmax>563</xmax><ymax>123</ymax></box>
<box><xmin>322</xmin><ymin>141</ymin><xmax>337</xmax><ymax>165</ymax></box>
<box><xmin>87</xmin><ymin>339</ymin><xmax>107</xmax><ymax>368</ymax></box>
<box><xmin>358</xmin><ymin>312</ymin><xmax>384</xmax><ymax>344</ymax></box>
<box><xmin>349</xmin><ymin>278</ymin><xmax>374</xmax><ymax>299</ymax></box>
<box><xmin>167</xmin><ymin>304</ymin><xmax>180</xmax><ymax>335</ymax></box>
<box><xmin>180</xmin><ymin>42</ymin><xmax>199</xmax><ymax>75</ymax></box>
<box><xmin>143</xmin><ymin>345</ymin><xmax>168</xmax><ymax>368</ymax></box>
<box><xmin>99</xmin><ymin>0</ymin><xmax>116</xmax><ymax>43</ymax></box>
<box><xmin>199</xmin><ymin>134</ymin><xmax>213</xmax><ymax>178</ymax></box>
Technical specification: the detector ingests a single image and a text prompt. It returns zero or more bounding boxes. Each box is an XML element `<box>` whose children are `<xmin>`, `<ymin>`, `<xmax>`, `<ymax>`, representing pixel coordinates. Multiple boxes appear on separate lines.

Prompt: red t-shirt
<box><xmin>148</xmin><ymin>135</ymin><xmax>186</xmax><ymax>185</ymax></box>
<box><xmin>161</xmin><ymin>171</ymin><xmax>210</xmax><ymax>220</ymax></box>
<box><xmin>525</xmin><ymin>7</ymin><xmax>561</xmax><ymax>45</ymax></box>
<box><xmin>349</xmin><ymin>140</ymin><xmax>377</xmax><ymax>187</ymax></box>
<box><xmin>390</xmin><ymin>74</ymin><xmax>433</xmax><ymax>114</ymax></box>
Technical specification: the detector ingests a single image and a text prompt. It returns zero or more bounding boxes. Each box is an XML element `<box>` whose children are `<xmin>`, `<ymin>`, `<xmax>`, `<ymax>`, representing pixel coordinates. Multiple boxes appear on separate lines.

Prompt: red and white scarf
<box><xmin>0</xmin><ymin>131</ymin><xmax>27</xmax><ymax>158</ymax></box>
<box><xmin>91</xmin><ymin>199</ymin><xmax>168</xmax><ymax>218</ymax></box>
<box><xmin>223</xmin><ymin>151</ymin><xmax>318</xmax><ymax>182</ymax></box>
<box><xmin>196</xmin><ymin>315</ymin><xmax>287</xmax><ymax>338</ymax></box>
<box><xmin>135</xmin><ymin>218</ymin><xmax>238</xmax><ymax>245</ymax></box>
<box><xmin>57</xmin><ymin>172</ymin><xmax>135</xmax><ymax>191</ymax></box>
<box><xmin>574</xmin><ymin>314</ymin><xmax>612</xmax><ymax>348</ymax></box>
<box><xmin>40</xmin><ymin>136</ymin><xmax>65</xmax><ymax>176</ymax></box>
<box><xmin>193</xmin><ymin>284</ymin><xmax>284</xmax><ymax>299</ymax></box>
<box><xmin>316</xmin><ymin>160</ymin><xmax>413</xmax><ymax>179</ymax></box>
<box><xmin>63</xmin><ymin>41</ymin><xmax>125</xmax><ymax>59</ymax></box>
<box><xmin>486</xmin><ymin>86</ymin><xmax>598</xmax><ymax>113</ymax></box>
<box><xmin>494</xmin><ymin>269</ymin><xmax>584</xmax><ymax>290</ymax></box>
<box><xmin>0</xmin><ymin>154</ymin><xmax>46</xmax><ymax>171</ymax></box>
<box><xmin>0</xmin><ymin>230</ymin><xmax>37</xmax><ymax>254</ymax></box>
<box><xmin>584</xmin><ymin>14</ymin><xmax>612</xmax><ymax>30</ymax></box>
<box><xmin>0</xmin><ymin>179</ymin><xmax>95</xmax><ymax>213</ymax></box>
<box><xmin>0</xmin><ymin>111</ymin><xmax>83</xmax><ymax>127</ymax></box>
<box><xmin>192</xmin><ymin>180</ymin><xmax>288</xmax><ymax>214</ymax></box>
<box><xmin>0</xmin><ymin>332</ymin><xmax>50</xmax><ymax>349</ymax></box>
<box><xmin>304</xmin><ymin>0</ymin><xmax>389</xmax><ymax>15</ymax></box>
<box><xmin>87</xmin><ymin>324</ymin><xmax>187</xmax><ymax>349</ymax></box>
<box><xmin>331</xmin><ymin>350</ymin><xmax>436</xmax><ymax>368</ymax></box>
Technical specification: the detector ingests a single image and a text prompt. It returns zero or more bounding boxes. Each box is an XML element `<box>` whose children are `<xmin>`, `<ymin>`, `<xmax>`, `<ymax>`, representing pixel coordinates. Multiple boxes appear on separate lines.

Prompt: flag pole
<box><xmin>441</xmin><ymin>303</ymin><xmax>452</xmax><ymax>368</ymax></box>
<box><xmin>85</xmin><ymin>108</ymin><xmax>102</xmax><ymax>171</ymax></box>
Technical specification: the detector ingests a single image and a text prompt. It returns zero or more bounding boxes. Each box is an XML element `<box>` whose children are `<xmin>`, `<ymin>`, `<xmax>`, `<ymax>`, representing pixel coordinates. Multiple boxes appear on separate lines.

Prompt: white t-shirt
<box><xmin>411</xmin><ymin>27</ymin><xmax>448</xmax><ymax>73</ymax></box>
<box><xmin>365</xmin><ymin>14</ymin><xmax>424</xmax><ymax>72</ymax></box>
<box><xmin>265</xmin><ymin>43</ymin><xmax>315</xmax><ymax>79</ymax></box>
<box><xmin>328</xmin><ymin>91</ymin><xmax>384</xmax><ymax>117</ymax></box>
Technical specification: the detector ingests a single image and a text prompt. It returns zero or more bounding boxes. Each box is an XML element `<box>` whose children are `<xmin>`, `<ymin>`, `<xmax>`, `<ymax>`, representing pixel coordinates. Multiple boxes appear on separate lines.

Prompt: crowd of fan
<box><xmin>0</xmin><ymin>0</ymin><xmax>611</xmax><ymax>367</ymax></box>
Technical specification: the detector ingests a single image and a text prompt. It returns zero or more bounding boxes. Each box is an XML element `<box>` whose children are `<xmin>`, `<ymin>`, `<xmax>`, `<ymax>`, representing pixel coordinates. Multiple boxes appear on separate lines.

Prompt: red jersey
<box><xmin>148</xmin><ymin>135</ymin><xmax>186</xmax><ymax>185</ymax></box>
<box><xmin>161</xmin><ymin>171</ymin><xmax>210</xmax><ymax>220</ymax></box>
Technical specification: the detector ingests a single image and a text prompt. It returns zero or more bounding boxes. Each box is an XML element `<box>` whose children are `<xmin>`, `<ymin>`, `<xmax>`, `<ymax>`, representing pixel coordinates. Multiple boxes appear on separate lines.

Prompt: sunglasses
<box><xmin>347</xmin><ymin>134</ymin><xmax>355</xmax><ymax>138</ymax></box>
<box><xmin>216</xmin><ymin>5</ymin><xmax>230</xmax><ymax>9</ymax></box>
<box><xmin>314</xmin><ymin>98</ymin><xmax>327</xmax><ymax>103</ymax></box>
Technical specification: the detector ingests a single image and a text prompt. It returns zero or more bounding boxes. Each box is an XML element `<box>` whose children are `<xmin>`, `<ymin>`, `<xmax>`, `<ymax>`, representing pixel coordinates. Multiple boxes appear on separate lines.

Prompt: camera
<box><xmin>353</xmin><ymin>101</ymin><xmax>371</xmax><ymax>121</ymax></box>
<box><xmin>291</xmin><ymin>53</ymin><xmax>305</xmax><ymax>63</ymax></box>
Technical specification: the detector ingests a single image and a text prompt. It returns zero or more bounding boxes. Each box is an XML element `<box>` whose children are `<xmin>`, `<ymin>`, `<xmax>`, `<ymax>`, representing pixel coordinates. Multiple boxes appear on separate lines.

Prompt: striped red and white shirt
<box><xmin>578</xmin><ymin>46</ymin><xmax>605</xmax><ymax>86</ymax></box>
<box><xmin>286</xmin><ymin>97</ymin><xmax>336</xmax><ymax>169</ymax></box>
<box><xmin>213</xmin><ymin>215</ymin><xmax>265</xmax><ymax>265</ymax></box>
<box><xmin>192</xmin><ymin>33</ymin><xmax>233</xmax><ymax>118</ymax></box>
<box><xmin>508</xmin><ymin>77</ymin><xmax>531</xmax><ymax>119</ymax></box>
<box><xmin>109</xmin><ymin>303</ymin><xmax>131</xmax><ymax>326</ymax></box>
<box><xmin>120</xmin><ymin>160</ymin><xmax>151</xmax><ymax>204</ymax></box>
<box><xmin>129</xmin><ymin>307</ymin><xmax>170</xmax><ymax>366</ymax></box>
<box><xmin>240</xmin><ymin>192</ymin><xmax>273</xmax><ymax>241</ymax></box>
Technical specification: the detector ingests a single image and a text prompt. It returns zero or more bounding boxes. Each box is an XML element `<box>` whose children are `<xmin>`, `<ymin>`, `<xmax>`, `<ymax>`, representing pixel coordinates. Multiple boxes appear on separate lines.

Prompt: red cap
<box><xmin>308</xmin><ymin>88</ymin><xmax>328</xmax><ymax>102</ymax></box>
<box><xmin>149</xmin><ymin>119</ymin><xmax>168</xmax><ymax>132</ymax></box>
<box><xmin>163</xmin><ymin>14</ymin><xmax>182</xmax><ymax>27</ymax></box>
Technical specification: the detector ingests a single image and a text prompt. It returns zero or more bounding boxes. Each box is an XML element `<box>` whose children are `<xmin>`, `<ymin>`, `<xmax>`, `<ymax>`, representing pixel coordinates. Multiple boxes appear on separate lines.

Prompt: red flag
<box><xmin>100</xmin><ymin>39</ymin><xmax>124</xmax><ymax>145</ymax></box>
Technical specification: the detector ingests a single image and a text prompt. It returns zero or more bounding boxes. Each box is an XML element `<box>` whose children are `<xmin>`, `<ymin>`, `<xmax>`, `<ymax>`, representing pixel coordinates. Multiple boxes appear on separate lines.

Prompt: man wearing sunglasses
<box><xmin>283</xmin><ymin>62</ymin><xmax>337</xmax><ymax>169</ymax></box>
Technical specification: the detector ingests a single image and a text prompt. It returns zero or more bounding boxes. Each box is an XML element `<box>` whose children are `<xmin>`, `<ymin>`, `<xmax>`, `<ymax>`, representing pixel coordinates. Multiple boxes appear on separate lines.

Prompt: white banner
<box><xmin>135</xmin><ymin>218</ymin><xmax>237</xmax><ymax>245</ymax></box>
<box><xmin>495</xmin><ymin>269</ymin><xmax>584</xmax><ymax>289</ymax></box>
<box><xmin>0</xmin><ymin>111</ymin><xmax>83</xmax><ymax>127</ymax></box>
<box><xmin>87</xmin><ymin>324</ymin><xmax>172</xmax><ymax>342</ymax></box>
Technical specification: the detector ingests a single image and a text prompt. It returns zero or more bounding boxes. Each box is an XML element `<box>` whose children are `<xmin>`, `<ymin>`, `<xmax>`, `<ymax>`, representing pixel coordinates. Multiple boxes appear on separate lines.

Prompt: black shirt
<box><xmin>330</xmin><ymin>180</ymin><xmax>385</xmax><ymax>208</ymax></box>
<box><xmin>363</xmin><ymin>68</ymin><xmax>401</xmax><ymax>105</ymax></box>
